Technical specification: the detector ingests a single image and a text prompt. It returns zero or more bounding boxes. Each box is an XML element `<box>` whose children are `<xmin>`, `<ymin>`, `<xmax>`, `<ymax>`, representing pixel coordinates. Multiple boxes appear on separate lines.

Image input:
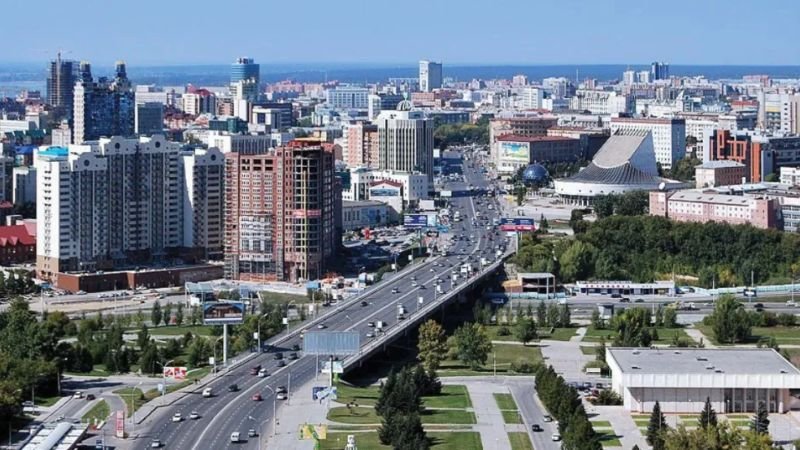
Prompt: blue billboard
<box><xmin>499</xmin><ymin>217</ymin><xmax>536</xmax><ymax>232</ymax></box>
<box><xmin>404</xmin><ymin>214</ymin><xmax>428</xmax><ymax>228</ymax></box>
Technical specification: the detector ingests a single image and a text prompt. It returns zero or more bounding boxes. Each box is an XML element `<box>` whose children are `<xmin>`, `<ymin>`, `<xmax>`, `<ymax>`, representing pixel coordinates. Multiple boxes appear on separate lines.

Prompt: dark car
<box><xmin>276</xmin><ymin>386</ymin><xmax>287</xmax><ymax>394</ymax></box>
<box><xmin>249</xmin><ymin>365</ymin><xmax>261</xmax><ymax>375</ymax></box>
<box><xmin>292</xmin><ymin>344</ymin><xmax>301</xmax><ymax>351</ymax></box>
<box><xmin>288</xmin><ymin>352</ymin><xmax>298</xmax><ymax>360</ymax></box>
<box><xmin>228</xmin><ymin>384</ymin><xmax>238</xmax><ymax>392</ymax></box>
<box><xmin>360</xmin><ymin>301</ymin><xmax>368</xmax><ymax>307</ymax></box>
<box><xmin>277</xmin><ymin>360</ymin><xmax>286</xmax><ymax>367</ymax></box>
<box><xmin>274</xmin><ymin>352</ymin><xmax>284</xmax><ymax>360</ymax></box>
<box><xmin>754</xmin><ymin>303</ymin><xmax>765</xmax><ymax>311</ymax></box>
<box><xmin>531</xmin><ymin>424</ymin><xmax>542</xmax><ymax>432</ymax></box>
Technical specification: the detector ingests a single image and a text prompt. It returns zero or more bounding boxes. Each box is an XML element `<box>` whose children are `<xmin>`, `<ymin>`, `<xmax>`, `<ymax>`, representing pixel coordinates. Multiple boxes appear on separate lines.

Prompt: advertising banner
<box><xmin>115</xmin><ymin>410</ymin><xmax>125</xmax><ymax>438</ymax></box>
<box><xmin>202</xmin><ymin>302</ymin><xmax>245</xmax><ymax>325</ymax></box>
<box><xmin>163</xmin><ymin>366</ymin><xmax>187</xmax><ymax>380</ymax></box>
<box><xmin>499</xmin><ymin>217</ymin><xmax>537</xmax><ymax>232</ymax></box>
<box><xmin>499</xmin><ymin>142</ymin><xmax>530</xmax><ymax>162</ymax></box>
<box><xmin>403</xmin><ymin>214</ymin><xmax>428</xmax><ymax>228</ymax></box>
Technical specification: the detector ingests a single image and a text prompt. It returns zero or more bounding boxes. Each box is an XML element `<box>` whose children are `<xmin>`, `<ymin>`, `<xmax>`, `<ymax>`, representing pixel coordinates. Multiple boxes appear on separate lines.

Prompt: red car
<box><xmin>251</xmin><ymin>393</ymin><xmax>262</xmax><ymax>401</ymax></box>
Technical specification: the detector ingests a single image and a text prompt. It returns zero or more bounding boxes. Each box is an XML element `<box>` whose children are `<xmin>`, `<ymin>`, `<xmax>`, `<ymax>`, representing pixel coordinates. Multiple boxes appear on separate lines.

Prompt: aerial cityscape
<box><xmin>2</xmin><ymin>1</ymin><xmax>800</xmax><ymax>450</ymax></box>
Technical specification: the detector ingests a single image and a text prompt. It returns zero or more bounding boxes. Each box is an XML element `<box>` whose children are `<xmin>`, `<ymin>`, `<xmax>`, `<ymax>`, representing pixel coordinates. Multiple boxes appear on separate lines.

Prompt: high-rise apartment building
<box><xmin>376</xmin><ymin>101</ymin><xmax>434</xmax><ymax>181</ymax></box>
<box><xmin>610</xmin><ymin>117</ymin><xmax>686</xmax><ymax>169</ymax></box>
<box><xmin>419</xmin><ymin>60</ymin><xmax>443</xmax><ymax>93</ymax></box>
<box><xmin>368</xmin><ymin>93</ymin><xmax>405</xmax><ymax>120</ymax></box>
<box><xmin>73</xmin><ymin>61</ymin><xmax>135</xmax><ymax>144</ymax></box>
<box><xmin>12</xmin><ymin>166</ymin><xmax>36</xmax><ymax>205</ymax></box>
<box><xmin>651</xmin><ymin>61</ymin><xmax>670</xmax><ymax>81</ymax></box>
<box><xmin>35</xmin><ymin>136</ymin><xmax>223</xmax><ymax>280</ymax></box>
<box><xmin>231</xmin><ymin>57</ymin><xmax>260</xmax><ymax>85</ymax></box>
<box><xmin>46</xmin><ymin>53</ymin><xmax>79</xmax><ymax>120</ymax></box>
<box><xmin>344</xmin><ymin>122</ymin><xmax>379</xmax><ymax>168</ymax></box>
<box><xmin>520</xmin><ymin>87</ymin><xmax>543</xmax><ymax>109</ymax></box>
<box><xmin>224</xmin><ymin>140</ymin><xmax>338</xmax><ymax>283</ymax></box>
<box><xmin>326</xmin><ymin>86</ymin><xmax>370</xmax><ymax>109</ymax></box>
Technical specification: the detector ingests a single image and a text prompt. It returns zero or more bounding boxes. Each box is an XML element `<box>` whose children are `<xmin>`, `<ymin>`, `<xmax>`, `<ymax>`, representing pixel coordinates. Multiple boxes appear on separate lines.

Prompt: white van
<box><xmin>202</xmin><ymin>388</ymin><xmax>213</xmax><ymax>398</ymax></box>
<box><xmin>230</xmin><ymin>432</ymin><xmax>240</xmax><ymax>443</ymax></box>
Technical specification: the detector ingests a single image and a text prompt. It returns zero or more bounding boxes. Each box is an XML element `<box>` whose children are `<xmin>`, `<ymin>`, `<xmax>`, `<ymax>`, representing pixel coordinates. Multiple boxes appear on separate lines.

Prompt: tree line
<box><xmin>534</xmin><ymin>365</ymin><xmax>601</xmax><ymax>450</ymax></box>
<box><xmin>515</xmin><ymin>214</ymin><xmax>800</xmax><ymax>287</ymax></box>
<box><xmin>433</xmin><ymin>119</ymin><xmax>489</xmax><ymax>150</ymax></box>
<box><xmin>376</xmin><ymin>365</ymin><xmax>441</xmax><ymax>450</ymax></box>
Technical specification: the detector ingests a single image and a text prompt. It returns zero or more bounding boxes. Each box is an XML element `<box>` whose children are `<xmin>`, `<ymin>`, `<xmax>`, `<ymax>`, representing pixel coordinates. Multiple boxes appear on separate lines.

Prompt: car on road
<box><xmin>73</xmin><ymin>391</ymin><xmax>84</xmax><ymax>399</ymax></box>
<box><xmin>367</xmin><ymin>321</ymin><xmax>375</xmax><ymax>327</ymax></box>
<box><xmin>634</xmin><ymin>298</ymin><xmax>645</xmax><ymax>303</ymax></box>
<box><xmin>619</xmin><ymin>298</ymin><xmax>630</xmax><ymax>303</ymax></box>
<box><xmin>366</xmin><ymin>332</ymin><xmax>375</xmax><ymax>338</ymax></box>
<box><xmin>418</xmin><ymin>284</ymin><xmax>426</xmax><ymax>290</ymax></box>
<box><xmin>258</xmin><ymin>368</ymin><xmax>269</xmax><ymax>378</ymax></box>
<box><xmin>392</xmin><ymin>288</ymin><xmax>399</xmax><ymax>294</ymax></box>
<box><xmin>317</xmin><ymin>324</ymin><xmax>327</xmax><ymax>329</ymax></box>
<box><xmin>202</xmin><ymin>388</ymin><xmax>213</xmax><ymax>397</ymax></box>
<box><xmin>754</xmin><ymin>303</ymin><xmax>765</xmax><ymax>311</ymax></box>
<box><xmin>277</xmin><ymin>360</ymin><xmax>286</xmax><ymax>367</ymax></box>
<box><xmin>292</xmin><ymin>344</ymin><xmax>301</xmax><ymax>351</ymax></box>
<box><xmin>189</xmin><ymin>411</ymin><xmax>200</xmax><ymax>420</ymax></box>
<box><xmin>411</xmin><ymin>281</ymin><xmax>417</xmax><ymax>287</ymax></box>
<box><xmin>86</xmin><ymin>394</ymin><xmax>95</xmax><ymax>401</ymax></box>
<box><xmin>230</xmin><ymin>432</ymin><xmax>240</xmax><ymax>443</ymax></box>
<box><xmin>228</xmin><ymin>384</ymin><xmax>239</xmax><ymax>392</ymax></box>
<box><xmin>360</xmin><ymin>300</ymin><xmax>369</xmax><ymax>307</ymax></box>
<box><xmin>543</xmin><ymin>415</ymin><xmax>553</xmax><ymax>422</ymax></box>
<box><xmin>288</xmin><ymin>352</ymin><xmax>298</xmax><ymax>360</ymax></box>
<box><xmin>274</xmin><ymin>352</ymin><xmax>284</xmax><ymax>360</ymax></box>
<box><xmin>531</xmin><ymin>424</ymin><xmax>542</xmax><ymax>432</ymax></box>
<box><xmin>250</xmin><ymin>365</ymin><xmax>261</xmax><ymax>375</ymax></box>
<box><xmin>551</xmin><ymin>432</ymin><xmax>561</xmax><ymax>441</ymax></box>
<box><xmin>172</xmin><ymin>413</ymin><xmax>182</xmax><ymax>422</ymax></box>
<box><xmin>277</xmin><ymin>393</ymin><xmax>287</xmax><ymax>400</ymax></box>
<box><xmin>276</xmin><ymin>386</ymin><xmax>287</xmax><ymax>393</ymax></box>
<box><xmin>150</xmin><ymin>439</ymin><xmax>162</xmax><ymax>448</ymax></box>
<box><xmin>248</xmin><ymin>429</ymin><xmax>257</xmax><ymax>437</ymax></box>
<box><xmin>252</xmin><ymin>393</ymin><xmax>262</xmax><ymax>401</ymax></box>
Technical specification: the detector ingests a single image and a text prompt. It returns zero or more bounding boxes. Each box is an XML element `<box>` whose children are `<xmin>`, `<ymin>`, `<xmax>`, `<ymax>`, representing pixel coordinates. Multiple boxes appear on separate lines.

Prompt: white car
<box><xmin>551</xmin><ymin>433</ymin><xmax>561</xmax><ymax>441</ymax></box>
<box><xmin>189</xmin><ymin>411</ymin><xmax>200</xmax><ymax>420</ymax></box>
<box><xmin>230</xmin><ymin>432</ymin><xmax>240</xmax><ymax>443</ymax></box>
<box><xmin>72</xmin><ymin>391</ymin><xmax>84</xmax><ymax>399</ymax></box>
<box><xmin>171</xmin><ymin>413</ymin><xmax>182</xmax><ymax>422</ymax></box>
<box><xmin>277</xmin><ymin>393</ymin><xmax>288</xmax><ymax>400</ymax></box>
<box><xmin>150</xmin><ymin>440</ymin><xmax>162</xmax><ymax>448</ymax></box>
<box><xmin>317</xmin><ymin>324</ymin><xmax>327</xmax><ymax>330</ymax></box>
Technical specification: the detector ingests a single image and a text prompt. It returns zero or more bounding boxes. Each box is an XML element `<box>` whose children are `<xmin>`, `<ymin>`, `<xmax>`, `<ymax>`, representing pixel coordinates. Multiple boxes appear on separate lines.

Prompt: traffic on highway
<box><xmin>138</xmin><ymin>148</ymin><xmax>510</xmax><ymax>449</ymax></box>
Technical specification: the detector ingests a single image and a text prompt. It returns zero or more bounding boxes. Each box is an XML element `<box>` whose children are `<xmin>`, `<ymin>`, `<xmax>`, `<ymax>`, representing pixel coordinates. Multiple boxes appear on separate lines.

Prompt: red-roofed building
<box><xmin>0</xmin><ymin>223</ymin><xmax>35</xmax><ymax>265</ymax></box>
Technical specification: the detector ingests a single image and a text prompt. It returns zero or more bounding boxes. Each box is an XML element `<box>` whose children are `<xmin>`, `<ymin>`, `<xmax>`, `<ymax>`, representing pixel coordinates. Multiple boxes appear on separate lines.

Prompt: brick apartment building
<box><xmin>224</xmin><ymin>140</ymin><xmax>338</xmax><ymax>283</ymax></box>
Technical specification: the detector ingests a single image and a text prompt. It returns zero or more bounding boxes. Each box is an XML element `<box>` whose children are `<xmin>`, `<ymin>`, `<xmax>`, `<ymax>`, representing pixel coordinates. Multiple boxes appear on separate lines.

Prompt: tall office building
<box><xmin>419</xmin><ymin>60</ymin><xmax>443</xmax><ymax>92</ymax></box>
<box><xmin>135</xmin><ymin>102</ymin><xmax>164</xmax><ymax>135</ymax></box>
<box><xmin>224</xmin><ymin>140</ymin><xmax>338</xmax><ymax>283</ymax></box>
<box><xmin>231</xmin><ymin>57</ymin><xmax>260</xmax><ymax>85</ymax></box>
<box><xmin>376</xmin><ymin>101</ymin><xmax>434</xmax><ymax>181</ymax></box>
<box><xmin>651</xmin><ymin>61</ymin><xmax>670</xmax><ymax>81</ymax></box>
<box><xmin>73</xmin><ymin>61</ymin><xmax>135</xmax><ymax>144</ymax></box>
<box><xmin>46</xmin><ymin>53</ymin><xmax>79</xmax><ymax>120</ymax></box>
<box><xmin>35</xmin><ymin>136</ymin><xmax>224</xmax><ymax>280</ymax></box>
<box><xmin>326</xmin><ymin>86</ymin><xmax>370</xmax><ymax>109</ymax></box>
<box><xmin>610</xmin><ymin>117</ymin><xmax>686</xmax><ymax>169</ymax></box>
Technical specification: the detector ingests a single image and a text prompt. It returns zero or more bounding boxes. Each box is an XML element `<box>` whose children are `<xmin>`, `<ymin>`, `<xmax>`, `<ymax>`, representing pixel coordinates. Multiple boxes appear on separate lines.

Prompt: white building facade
<box><xmin>610</xmin><ymin>117</ymin><xmax>686</xmax><ymax>169</ymax></box>
<box><xmin>376</xmin><ymin>103</ymin><xmax>435</xmax><ymax>181</ymax></box>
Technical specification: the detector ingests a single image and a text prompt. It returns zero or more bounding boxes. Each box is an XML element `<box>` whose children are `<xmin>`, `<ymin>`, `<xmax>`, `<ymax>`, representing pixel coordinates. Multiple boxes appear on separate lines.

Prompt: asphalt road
<box><xmin>137</xmin><ymin>149</ymin><xmax>507</xmax><ymax>450</ymax></box>
<box><xmin>508</xmin><ymin>380</ymin><xmax>560</xmax><ymax>450</ymax></box>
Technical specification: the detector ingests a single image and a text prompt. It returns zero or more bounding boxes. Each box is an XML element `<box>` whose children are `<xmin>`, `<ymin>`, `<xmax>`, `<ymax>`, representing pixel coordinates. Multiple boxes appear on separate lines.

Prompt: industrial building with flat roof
<box><xmin>607</xmin><ymin>348</ymin><xmax>800</xmax><ymax>414</ymax></box>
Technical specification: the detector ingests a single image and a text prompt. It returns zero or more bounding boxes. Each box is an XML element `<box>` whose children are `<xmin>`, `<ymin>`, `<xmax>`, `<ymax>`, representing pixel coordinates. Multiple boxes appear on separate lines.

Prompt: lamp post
<box><xmin>257</xmin><ymin>312</ymin><xmax>270</xmax><ymax>353</ymax></box>
<box><xmin>155</xmin><ymin>359</ymin><xmax>175</xmax><ymax>398</ymax></box>
<box><xmin>130</xmin><ymin>381</ymin><xmax>142</xmax><ymax>437</ymax></box>
<box><xmin>212</xmin><ymin>336</ymin><xmax>224</xmax><ymax>375</ymax></box>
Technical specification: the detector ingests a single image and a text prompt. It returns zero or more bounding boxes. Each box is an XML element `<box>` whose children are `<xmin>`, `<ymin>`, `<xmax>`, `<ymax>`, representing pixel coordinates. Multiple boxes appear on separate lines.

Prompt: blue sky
<box><xmin>4</xmin><ymin>0</ymin><xmax>798</xmax><ymax>66</ymax></box>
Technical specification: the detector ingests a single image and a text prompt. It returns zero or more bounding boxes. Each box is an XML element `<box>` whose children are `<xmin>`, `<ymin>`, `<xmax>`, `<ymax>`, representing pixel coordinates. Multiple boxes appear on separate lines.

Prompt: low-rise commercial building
<box><xmin>341</xmin><ymin>200</ymin><xmax>393</xmax><ymax>231</ymax></box>
<box><xmin>649</xmin><ymin>190</ymin><xmax>777</xmax><ymax>229</ymax></box>
<box><xmin>607</xmin><ymin>348</ymin><xmax>800</xmax><ymax>413</ymax></box>
<box><xmin>494</xmin><ymin>135</ymin><xmax>582</xmax><ymax>175</ymax></box>
<box><xmin>694</xmin><ymin>161</ymin><xmax>746</xmax><ymax>188</ymax></box>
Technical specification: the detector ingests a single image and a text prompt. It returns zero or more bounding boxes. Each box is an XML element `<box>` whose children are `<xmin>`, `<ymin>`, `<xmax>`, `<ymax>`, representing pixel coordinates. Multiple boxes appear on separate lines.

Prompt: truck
<box><xmin>397</xmin><ymin>304</ymin><xmax>406</xmax><ymax>319</ymax></box>
<box><xmin>376</xmin><ymin>321</ymin><xmax>385</xmax><ymax>330</ymax></box>
<box><xmin>453</xmin><ymin>211</ymin><xmax>461</xmax><ymax>222</ymax></box>
<box><xmin>460</xmin><ymin>263</ymin><xmax>473</xmax><ymax>276</ymax></box>
<box><xmin>480</xmin><ymin>257</ymin><xmax>488</xmax><ymax>267</ymax></box>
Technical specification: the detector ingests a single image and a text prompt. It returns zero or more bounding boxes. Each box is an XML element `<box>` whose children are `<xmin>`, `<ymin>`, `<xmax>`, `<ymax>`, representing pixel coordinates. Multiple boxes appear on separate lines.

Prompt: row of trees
<box><xmin>704</xmin><ymin>294</ymin><xmax>800</xmax><ymax>347</ymax></box>
<box><xmin>592</xmin><ymin>191</ymin><xmax>650</xmax><ymax>219</ymax></box>
<box><xmin>516</xmin><ymin>214</ymin><xmax>800</xmax><ymax>287</ymax></box>
<box><xmin>376</xmin><ymin>365</ymin><xmax>441</xmax><ymax>450</ymax></box>
<box><xmin>433</xmin><ymin>119</ymin><xmax>489</xmax><ymax>150</ymax></box>
<box><xmin>643</xmin><ymin>399</ymin><xmax>773</xmax><ymax>450</ymax></box>
<box><xmin>534</xmin><ymin>365</ymin><xmax>601</xmax><ymax>450</ymax></box>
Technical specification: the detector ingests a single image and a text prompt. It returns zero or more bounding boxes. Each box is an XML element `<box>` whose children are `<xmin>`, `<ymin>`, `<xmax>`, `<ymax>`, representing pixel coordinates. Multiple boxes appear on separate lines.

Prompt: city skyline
<box><xmin>3</xmin><ymin>0</ymin><xmax>799</xmax><ymax>66</ymax></box>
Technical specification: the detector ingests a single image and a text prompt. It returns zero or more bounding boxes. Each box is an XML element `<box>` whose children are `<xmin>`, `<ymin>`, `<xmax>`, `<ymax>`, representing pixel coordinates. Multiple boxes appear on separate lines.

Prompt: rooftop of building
<box><xmin>342</xmin><ymin>200</ymin><xmax>389</xmax><ymax>208</ymax></box>
<box><xmin>0</xmin><ymin>224</ymin><xmax>35</xmax><ymax>247</ymax></box>
<box><xmin>608</xmin><ymin>348</ymin><xmax>799</xmax><ymax>375</ymax></box>
<box><xmin>611</xmin><ymin>116</ymin><xmax>686</xmax><ymax>124</ymax></box>
<box><xmin>696</xmin><ymin>160</ymin><xmax>746</xmax><ymax>169</ymax></box>
<box><xmin>37</xmin><ymin>146</ymin><xmax>69</xmax><ymax>158</ymax></box>
<box><xmin>668</xmin><ymin>191</ymin><xmax>764</xmax><ymax>206</ymax></box>
<box><xmin>496</xmin><ymin>134</ymin><xmax>577</xmax><ymax>143</ymax></box>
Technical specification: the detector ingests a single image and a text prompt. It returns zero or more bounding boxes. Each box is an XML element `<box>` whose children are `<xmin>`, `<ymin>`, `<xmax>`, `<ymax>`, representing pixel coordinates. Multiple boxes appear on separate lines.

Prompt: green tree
<box><xmin>647</xmin><ymin>401</ymin><xmax>668</xmax><ymax>450</ymax></box>
<box><xmin>163</xmin><ymin>303</ymin><xmax>173</xmax><ymax>326</ymax></box>
<box><xmin>536</xmin><ymin>300</ymin><xmax>547</xmax><ymax>326</ymax></box>
<box><xmin>655</xmin><ymin>305</ymin><xmax>664</xmax><ymax>327</ymax></box>
<box><xmin>0</xmin><ymin>379</ymin><xmax>23</xmax><ymax>421</ymax></box>
<box><xmin>593</xmin><ymin>195</ymin><xmax>615</xmax><ymax>218</ymax></box>
<box><xmin>663</xmin><ymin>307</ymin><xmax>678</xmax><ymax>328</ymax></box>
<box><xmin>451</xmin><ymin>323</ymin><xmax>492</xmax><ymax>370</ymax></box>
<box><xmin>138</xmin><ymin>343</ymin><xmax>160</xmax><ymax>375</ymax></box>
<box><xmin>137</xmin><ymin>324</ymin><xmax>150</xmax><ymax>350</ymax></box>
<box><xmin>559</xmin><ymin>241</ymin><xmax>596</xmax><ymax>282</ymax></box>
<box><xmin>546</xmin><ymin>303</ymin><xmax>560</xmax><ymax>329</ymax></box>
<box><xmin>664</xmin><ymin>422</ymin><xmax>774</xmax><ymax>450</ymax></box>
<box><xmin>151</xmin><ymin>300</ymin><xmax>163</xmax><ymax>327</ymax></box>
<box><xmin>764</xmin><ymin>173</ymin><xmax>778</xmax><ymax>182</ymax></box>
<box><xmin>514</xmin><ymin>316</ymin><xmax>538</xmax><ymax>346</ymax></box>
<box><xmin>750</xmin><ymin>402</ymin><xmax>769</xmax><ymax>435</ymax></box>
<box><xmin>417</xmin><ymin>320</ymin><xmax>448</xmax><ymax>372</ymax></box>
<box><xmin>514</xmin><ymin>184</ymin><xmax>526</xmax><ymax>206</ymax></box>
<box><xmin>698</xmin><ymin>397</ymin><xmax>717</xmax><ymax>430</ymax></box>
<box><xmin>175</xmin><ymin>303</ymin><xmax>184</xmax><ymax>326</ymax></box>
<box><xmin>595</xmin><ymin>338</ymin><xmax>607</xmax><ymax>364</ymax></box>
<box><xmin>190</xmin><ymin>305</ymin><xmax>201</xmax><ymax>325</ymax></box>
<box><xmin>558</xmin><ymin>304</ymin><xmax>571</xmax><ymax>327</ymax></box>
<box><xmin>708</xmin><ymin>295</ymin><xmax>751</xmax><ymax>344</ymax></box>
<box><xmin>591</xmin><ymin>309</ymin><xmax>604</xmax><ymax>329</ymax></box>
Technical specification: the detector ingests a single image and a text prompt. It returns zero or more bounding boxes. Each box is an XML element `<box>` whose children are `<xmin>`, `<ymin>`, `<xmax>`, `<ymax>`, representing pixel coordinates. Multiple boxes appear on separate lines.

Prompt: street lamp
<box><xmin>212</xmin><ymin>336</ymin><xmax>224</xmax><ymax>375</ymax></box>
<box><xmin>257</xmin><ymin>312</ymin><xmax>270</xmax><ymax>353</ymax></box>
<box><xmin>155</xmin><ymin>359</ymin><xmax>175</xmax><ymax>398</ymax></box>
<box><xmin>129</xmin><ymin>381</ymin><xmax>142</xmax><ymax>437</ymax></box>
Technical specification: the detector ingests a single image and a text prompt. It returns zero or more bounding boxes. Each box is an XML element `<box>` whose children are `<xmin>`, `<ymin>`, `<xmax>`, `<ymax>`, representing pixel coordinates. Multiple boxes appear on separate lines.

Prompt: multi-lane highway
<box><xmin>139</xmin><ymin>149</ymin><xmax>508</xmax><ymax>449</ymax></box>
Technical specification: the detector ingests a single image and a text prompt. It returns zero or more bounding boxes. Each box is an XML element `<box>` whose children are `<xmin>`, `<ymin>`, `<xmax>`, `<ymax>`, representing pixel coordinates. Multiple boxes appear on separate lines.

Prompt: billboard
<box><xmin>163</xmin><ymin>366</ymin><xmax>187</xmax><ymax>380</ymax></box>
<box><xmin>115</xmin><ymin>410</ymin><xmax>125</xmax><ymax>438</ymax></box>
<box><xmin>202</xmin><ymin>301</ymin><xmax>245</xmax><ymax>325</ymax></box>
<box><xmin>370</xmin><ymin>186</ymin><xmax>401</xmax><ymax>197</ymax></box>
<box><xmin>404</xmin><ymin>214</ymin><xmax>428</xmax><ymax>228</ymax></box>
<box><xmin>499</xmin><ymin>142</ymin><xmax>530</xmax><ymax>162</ymax></box>
<box><xmin>499</xmin><ymin>217</ymin><xmax>537</xmax><ymax>232</ymax></box>
<box><xmin>303</xmin><ymin>331</ymin><xmax>360</xmax><ymax>355</ymax></box>
<box><xmin>321</xmin><ymin>361</ymin><xmax>344</xmax><ymax>374</ymax></box>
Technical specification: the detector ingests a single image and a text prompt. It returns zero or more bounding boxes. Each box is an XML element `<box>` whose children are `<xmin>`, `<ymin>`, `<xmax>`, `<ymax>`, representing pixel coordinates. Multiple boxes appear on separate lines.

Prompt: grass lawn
<box><xmin>541</xmin><ymin>327</ymin><xmax>577</xmax><ymax>341</ymax></box>
<box><xmin>334</xmin><ymin>384</ymin><xmax>471</xmax><ymax>409</ymax></box>
<box><xmin>493</xmin><ymin>393</ymin><xmax>517</xmax><ymax>411</ymax></box>
<box><xmin>590</xmin><ymin>420</ymin><xmax>612</xmax><ymax>428</ymax></box>
<box><xmin>82</xmin><ymin>400</ymin><xmax>110</xmax><ymax>424</ymax></box>
<box><xmin>328</xmin><ymin>406</ymin><xmax>476</xmax><ymax>425</ymax></box>
<box><xmin>580</xmin><ymin>345</ymin><xmax>598</xmax><ymax>355</ymax></box>
<box><xmin>696</xmin><ymin>324</ymin><xmax>800</xmax><ymax>345</ymax></box>
<box><xmin>328</xmin><ymin>406</ymin><xmax>380</xmax><ymax>424</ymax></box>
<box><xmin>321</xmin><ymin>431</ymin><xmax>483</xmax><ymax>450</ymax></box>
<box><xmin>257</xmin><ymin>291</ymin><xmax>306</xmax><ymax>305</ymax></box>
<box><xmin>484</xmin><ymin>325</ymin><xmax>520</xmax><ymax>342</ymax></box>
<box><xmin>583</xmin><ymin>326</ymin><xmax>690</xmax><ymax>344</ymax></box>
<box><xmin>34</xmin><ymin>394</ymin><xmax>62</xmax><ymax>407</ymax></box>
<box><xmin>596</xmin><ymin>430</ymin><xmax>622</xmax><ymax>447</ymax></box>
<box><xmin>440</xmin><ymin>343</ymin><xmax>543</xmax><ymax>376</ymax></box>
<box><xmin>501</xmin><ymin>409</ymin><xmax>522</xmax><ymax>424</ymax></box>
<box><xmin>508</xmin><ymin>432</ymin><xmax>534</xmax><ymax>450</ymax></box>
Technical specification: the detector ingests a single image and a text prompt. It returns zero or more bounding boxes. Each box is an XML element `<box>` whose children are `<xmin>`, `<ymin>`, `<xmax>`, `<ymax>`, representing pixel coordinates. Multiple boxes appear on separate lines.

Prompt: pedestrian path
<box><xmin>685</xmin><ymin>327</ymin><xmax>716</xmax><ymax>348</ymax></box>
<box><xmin>460</xmin><ymin>381</ymin><xmax>512</xmax><ymax>450</ymax></box>
<box><xmin>265</xmin><ymin>376</ymin><xmax>330</xmax><ymax>450</ymax></box>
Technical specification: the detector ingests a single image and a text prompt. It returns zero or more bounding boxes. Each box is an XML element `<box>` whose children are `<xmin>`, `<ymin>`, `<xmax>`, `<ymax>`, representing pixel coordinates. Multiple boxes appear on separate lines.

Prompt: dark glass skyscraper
<box><xmin>46</xmin><ymin>52</ymin><xmax>79</xmax><ymax>120</ymax></box>
<box><xmin>231</xmin><ymin>57</ymin><xmax>260</xmax><ymax>85</ymax></box>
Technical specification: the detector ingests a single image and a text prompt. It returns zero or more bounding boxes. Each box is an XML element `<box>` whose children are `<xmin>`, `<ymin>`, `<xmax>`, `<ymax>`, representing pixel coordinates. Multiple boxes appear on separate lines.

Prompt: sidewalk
<box><xmin>685</xmin><ymin>327</ymin><xmax>716</xmax><ymax>348</ymax></box>
<box><xmin>265</xmin><ymin>375</ymin><xmax>331</xmax><ymax>450</ymax></box>
<box><xmin>462</xmin><ymin>381</ymin><xmax>512</xmax><ymax>450</ymax></box>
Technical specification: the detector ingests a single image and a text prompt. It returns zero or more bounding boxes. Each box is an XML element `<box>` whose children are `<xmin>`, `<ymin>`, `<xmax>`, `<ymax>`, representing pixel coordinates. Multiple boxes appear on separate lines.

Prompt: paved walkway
<box><xmin>265</xmin><ymin>376</ymin><xmax>328</xmax><ymax>450</ymax></box>
<box><xmin>571</xmin><ymin>326</ymin><xmax>587</xmax><ymax>342</ymax></box>
<box><xmin>586</xmin><ymin>405</ymin><xmax>648</xmax><ymax>449</ymax></box>
<box><xmin>685</xmin><ymin>327</ymin><xmax>716</xmax><ymax>348</ymax></box>
<box><xmin>460</xmin><ymin>381</ymin><xmax>512</xmax><ymax>450</ymax></box>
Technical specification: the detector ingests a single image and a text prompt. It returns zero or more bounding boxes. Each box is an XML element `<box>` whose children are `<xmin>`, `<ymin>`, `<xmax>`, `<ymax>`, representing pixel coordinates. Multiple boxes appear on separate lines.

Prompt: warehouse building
<box><xmin>607</xmin><ymin>348</ymin><xmax>800</xmax><ymax>414</ymax></box>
